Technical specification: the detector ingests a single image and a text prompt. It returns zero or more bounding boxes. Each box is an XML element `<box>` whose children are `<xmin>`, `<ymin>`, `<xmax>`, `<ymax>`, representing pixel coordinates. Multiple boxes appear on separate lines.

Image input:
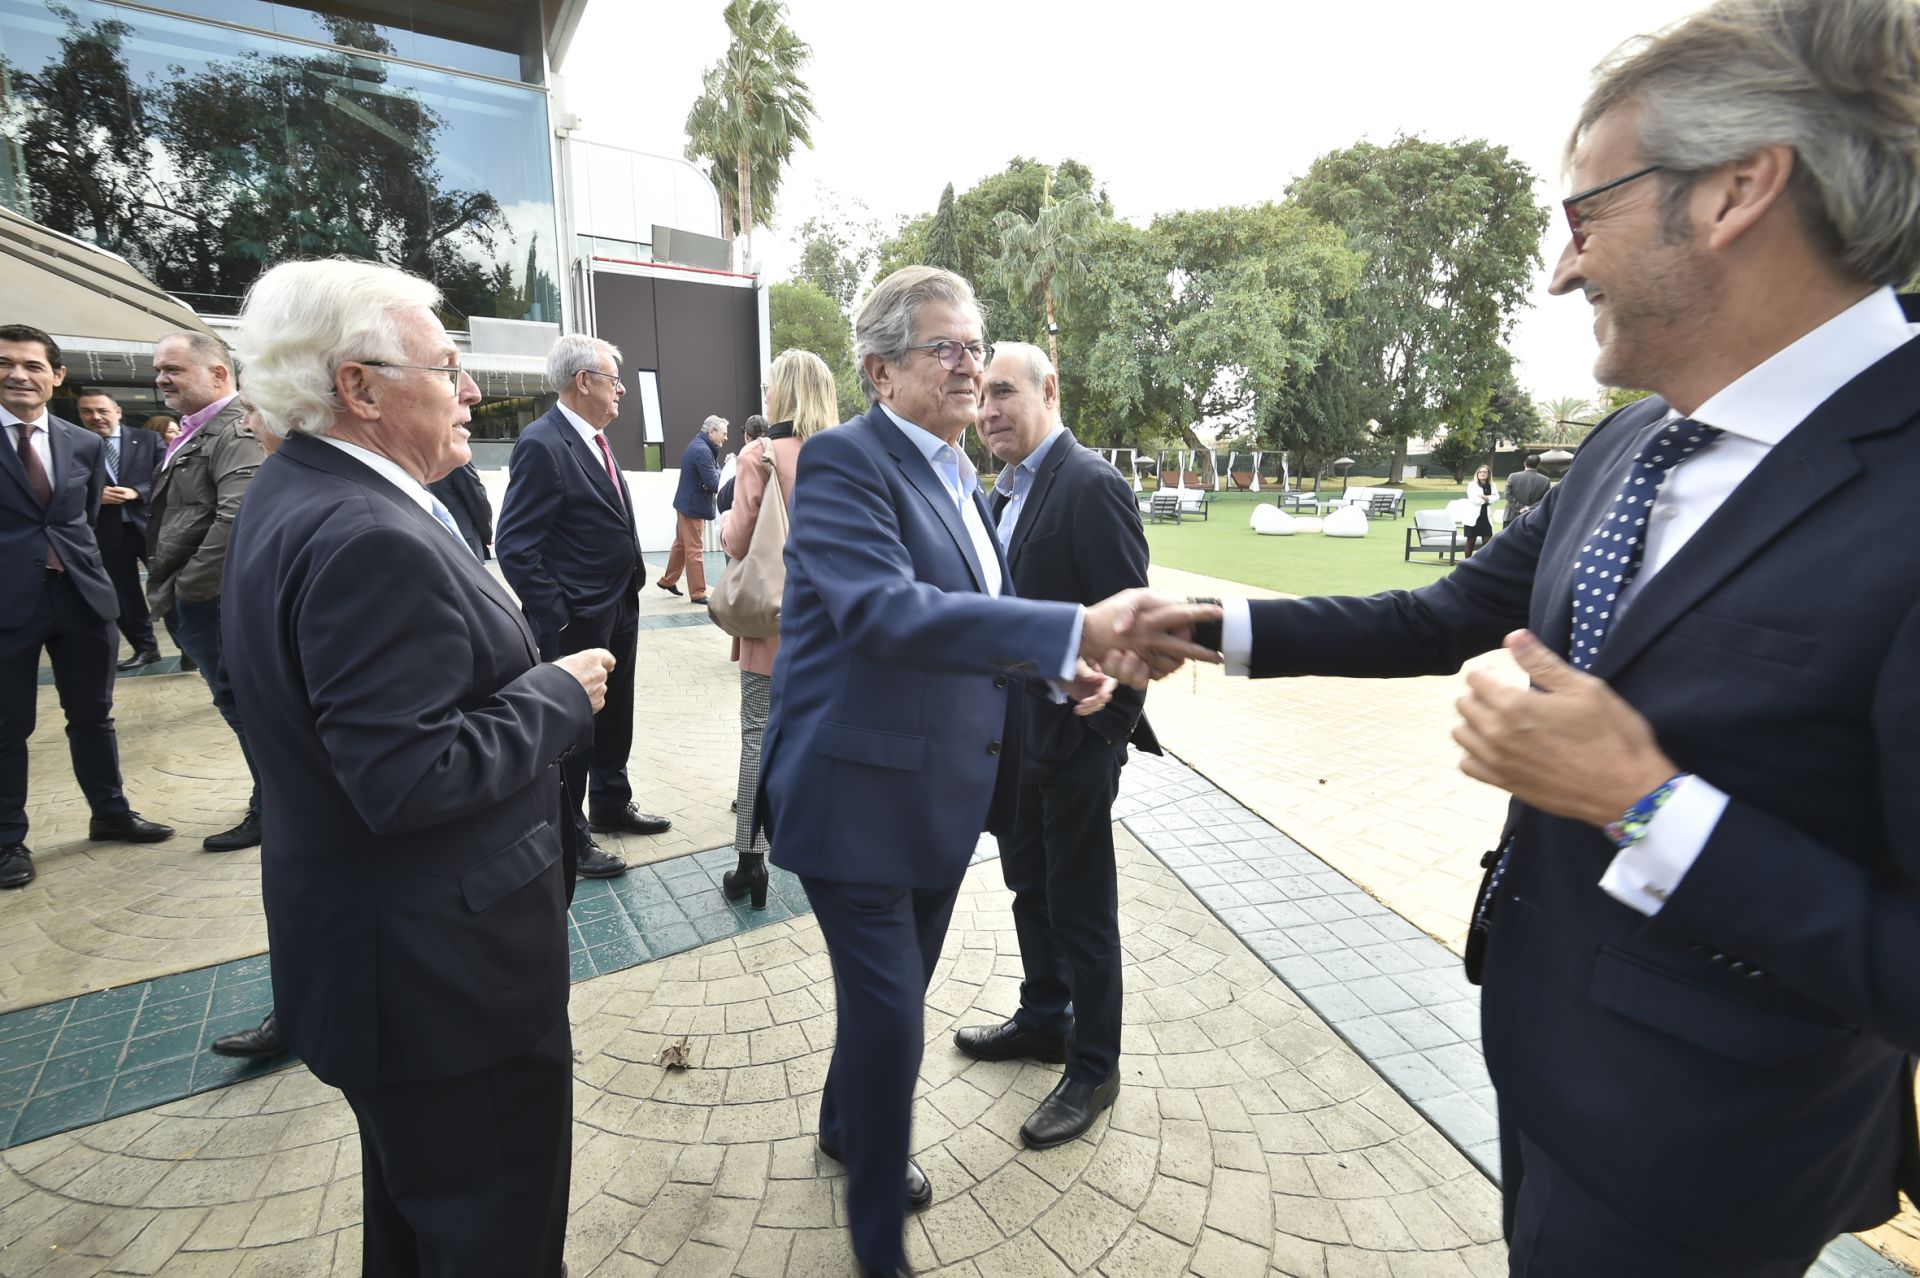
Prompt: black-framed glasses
<box><xmin>579</xmin><ymin>369</ymin><xmax>626</xmax><ymax>391</ymax></box>
<box><xmin>1563</xmin><ymin>163</ymin><xmax>1663</xmax><ymax>252</ymax></box>
<box><xmin>360</xmin><ymin>360</ymin><xmax>467</xmax><ymax>390</ymax></box>
<box><xmin>906</xmin><ymin>340</ymin><xmax>993</xmax><ymax>371</ymax></box>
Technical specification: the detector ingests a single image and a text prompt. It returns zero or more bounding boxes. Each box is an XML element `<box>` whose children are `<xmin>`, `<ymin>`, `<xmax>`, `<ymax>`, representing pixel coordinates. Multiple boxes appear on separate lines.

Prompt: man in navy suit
<box><xmin>0</xmin><ymin>326</ymin><xmax>173</xmax><ymax>890</ymax></box>
<box><xmin>74</xmin><ymin>390</ymin><xmax>161</xmax><ymax>668</ymax></box>
<box><xmin>953</xmin><ymin>343</ymin><xmax>1161</xmax><ymax>1149</ymax></box>
<box><xmin>1122</xmin><ymin>1</ymin><xmax>1920</xmax><ymax>1270</ymax></box>
<box><xmin>655</xmin><ymin>414</ymin><xmax>726</xmax><ymax>604</ymax></box>
<box><xmin>760</xmin><ymin>266</ymin><xmax>1218</xmax><ymax>1276</ymax></box>
<box><xmin>497</xmin><ymin>335</ymin><xmax>671</xmax><ymax>880</ymax></box>
<box><xmin>223</xmin><ymin>260</ymin><xmax>613</xmax><ymax>1276</ymax></box>
<box><xmin>427</xmin><ymin>459</ymin><xmax>493</xmax><ymax>560</ymax></box>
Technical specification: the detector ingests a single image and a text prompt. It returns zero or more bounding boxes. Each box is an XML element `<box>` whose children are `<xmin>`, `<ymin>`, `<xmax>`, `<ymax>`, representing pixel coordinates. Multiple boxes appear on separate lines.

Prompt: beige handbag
<box><xmin>708</xmin><ymin>446</ymin><xmax>787</xmax><ymax>639</ymax></box>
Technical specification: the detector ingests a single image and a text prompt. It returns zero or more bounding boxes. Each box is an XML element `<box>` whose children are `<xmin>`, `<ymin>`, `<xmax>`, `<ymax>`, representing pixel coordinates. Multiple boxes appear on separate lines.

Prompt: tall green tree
<box><xmin>993</xmin><ymin>169</ymin><xmax>1099</xmax><ymax>369</ymax></box>
<box><xmin>768</xmin><ymin>280</ymin><xmax>863</xmax><ymax>418</ymax></box>
<box><xmin>923</xmin><ymin>184</ymin><xmax>965</xmax><ymax>275</ymax></box>
<box><xmin>1287</xmin><ymin>136</ymin><xmax>1548</xmax><ymax>478</ymax></box>
<box><xmin>683</xmin><ymin>0</ymin><xmax>816</xmax><ymax>270</ymax></box>
<box><xmin>791</xmin><ymin>194</ymin><xmax>881</xmax><ymax>315</ymax></box>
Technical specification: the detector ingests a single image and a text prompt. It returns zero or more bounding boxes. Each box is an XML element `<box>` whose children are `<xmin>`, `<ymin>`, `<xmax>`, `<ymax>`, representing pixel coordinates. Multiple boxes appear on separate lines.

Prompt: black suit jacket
<box><xmin>495</xmin><ymin>408</ymin><xmax>643</xmax><ymax>639</ymax></box>
<box><xmin>427</xmin><ymin>460</ymin><xmax>494</xmax><ymax>560</ymax></box>
<box><xmin>222</xmin><ymin>434</ymin><xmax>594</xmax><ymax>1092</ymax></box>
<box><xmin>1000</xmin><ymin>433</ymin><xmax>1160</xmax><ymax>777</ymax></box>
<box><xmin>0</xmin><ymin>415</ymin><xmax>115</xmax><ymax>625</ymax></box>
<box><xmin>93</xmin><ymin>426</ymin><xmax>159</xmax><ymax>544</ymax></box>
<box><xmin>1243</xmin><ymin>301</ymin><xmax>1920</xmax><ymax>1257</ymax></box>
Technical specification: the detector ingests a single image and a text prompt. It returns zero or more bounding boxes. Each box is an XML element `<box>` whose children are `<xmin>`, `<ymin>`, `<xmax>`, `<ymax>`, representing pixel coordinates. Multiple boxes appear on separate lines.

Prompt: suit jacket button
<box><xmin>986</xmin><ymin>741</ymin><xmax>1001</xmax><ymax>755</ymax></box>
<box><xmin>993</xmin><ymin>676</ymin><xmax>1008</xmax><ymax>688</ymax></box>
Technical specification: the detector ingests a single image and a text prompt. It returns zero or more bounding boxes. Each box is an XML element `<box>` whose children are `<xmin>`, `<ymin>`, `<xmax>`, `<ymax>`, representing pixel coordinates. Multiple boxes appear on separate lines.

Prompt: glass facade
<box><xmin>0</xmin><ymin>0</ymin><xmax>559</xmax><ymax>326</ymax></box>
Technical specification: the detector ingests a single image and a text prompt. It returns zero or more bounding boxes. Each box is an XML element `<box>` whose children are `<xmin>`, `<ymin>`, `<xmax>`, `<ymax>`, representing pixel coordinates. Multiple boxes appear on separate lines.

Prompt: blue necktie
<box><xmin>428</xmin><ymin>497</ymin><xmax>474</xmax><ymax>557</ymax></box>
<box><xmin>1566</xmin><ymin>416</ymin><xmax>1722</xmax><ymax>670</ymax></box>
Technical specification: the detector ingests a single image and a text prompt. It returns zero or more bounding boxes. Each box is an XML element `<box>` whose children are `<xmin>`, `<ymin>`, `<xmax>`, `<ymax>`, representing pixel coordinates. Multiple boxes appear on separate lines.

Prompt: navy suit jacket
<box><xmin>1001</xmin><ymin>434</ymin><xmax>1160</xmax><ymax>778</ymax></box>
<box><xmin>223</xmin><ymin>434</ymin><xmax>594</xmax><ymax>1092</ymax></box>
<box><xmin>1243</xmin><ymin>301</ymin><xmax>1920</xmax><ymax>1258</ymax></box>
<box><xmin>496</xmin><ymin>407</ymin><xmax>643</xmax><ymax>640</ymax></box>
<box><xmin>0</xmin><ymin>415</ymin><xmax>115</xmax><ymax>626</ymax></box>
<box><xmin>94</xmin><ymin>426</ymin><xmax>159</xmax><ymax>544</ymax></box>
<box><xmin>671</xmin><ymin>433</ymin><xmax>722</xmax><ymax>520</ymax></box>
<box><xmin>762</xmin><ymin>404</ymin><xmax>1081</xmax><ymax>889</ymax></box>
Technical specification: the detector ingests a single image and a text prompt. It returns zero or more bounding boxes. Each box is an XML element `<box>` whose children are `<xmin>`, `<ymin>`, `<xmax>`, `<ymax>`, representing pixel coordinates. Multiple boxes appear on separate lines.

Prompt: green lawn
<box><xmin>1142</xmin><ymin>488</ymin><xmax>1481</xmax><ymax>597</ymax></box>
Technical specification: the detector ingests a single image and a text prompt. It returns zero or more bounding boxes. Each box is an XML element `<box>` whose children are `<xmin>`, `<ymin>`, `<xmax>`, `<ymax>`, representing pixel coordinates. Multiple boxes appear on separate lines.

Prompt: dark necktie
<box><xmin>16</xmin><ymin>422</ymin><xmax>62</xmax><ymax>571</ymax></box>
<box><xmin>594</xmin><ymin>433</ymin><xmax>626</xmax><ymax>512</ymax></box>
<box><xmin>1567</xmin><ymin>416</ymin><xmax>1723</xmax><ymax>670</ymax></box>
<box><xmin>104</xmin><ymin>434</ymin><xmax>120</xmax><ymax>484</ymax></box>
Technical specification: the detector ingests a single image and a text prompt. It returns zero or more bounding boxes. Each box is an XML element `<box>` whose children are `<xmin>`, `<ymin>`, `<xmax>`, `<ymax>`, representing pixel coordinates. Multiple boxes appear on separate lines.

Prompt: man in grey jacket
<box><xmin>148</xmin><ymin>331</ymin><xmax>268</xmax><ymax>853</ymax></box>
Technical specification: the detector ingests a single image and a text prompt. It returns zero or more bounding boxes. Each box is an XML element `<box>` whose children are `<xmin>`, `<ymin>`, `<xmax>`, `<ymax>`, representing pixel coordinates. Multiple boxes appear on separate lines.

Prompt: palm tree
<box><xmin>682</xmin><ymin>0</ymin><xmax>816</xmax><ymax>271</ymax></box>
<box><xmin>993</xmin><ymin>170</ymin><xmax>1098</xmax><ymax>369</ymax></box>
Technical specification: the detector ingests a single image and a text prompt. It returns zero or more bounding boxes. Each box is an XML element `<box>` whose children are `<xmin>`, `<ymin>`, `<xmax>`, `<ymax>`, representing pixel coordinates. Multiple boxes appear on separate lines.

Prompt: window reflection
<box><xmin>0</xmin><ymin>0</ymin><xmax>557</xmax><ymax>324</ymax></box>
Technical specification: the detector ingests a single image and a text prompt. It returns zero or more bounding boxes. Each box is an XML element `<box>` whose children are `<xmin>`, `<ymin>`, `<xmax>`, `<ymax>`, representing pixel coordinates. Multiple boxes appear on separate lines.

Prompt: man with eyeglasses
<box><xmin>1111</xmin><ymin>0</ymin><xmax>1920</xmax><ymax>1270</ymax></box>
<box><xmin>656</xmin><ymin>413</ymin><xmax>729</xmax><ymax>604</ymax></box>
<box><xmin>498</xmin><ymin>334</ymin><xmax>672</xmax><ymax>882</ymax></box>
<box><xmin>147</xmin><ymin>329</ymin><xmax>269</xmax><ymax>854</ymax></box>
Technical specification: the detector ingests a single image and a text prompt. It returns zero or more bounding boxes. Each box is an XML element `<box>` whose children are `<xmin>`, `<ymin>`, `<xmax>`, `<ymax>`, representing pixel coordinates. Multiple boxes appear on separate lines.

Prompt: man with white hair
<box><xmin>496</xmin><ymin>334</ymin><xmax>671</xmax><ymax>877</ymax></box>
<box><xmin>222</xmin><ymin>259</ymin><xmax>614</xmax><ymax>1276</ymax></box>
<box><xmin>656</xmin><ymin>413</ymin><xmax>728</xmax><ymax>603</ymax></box>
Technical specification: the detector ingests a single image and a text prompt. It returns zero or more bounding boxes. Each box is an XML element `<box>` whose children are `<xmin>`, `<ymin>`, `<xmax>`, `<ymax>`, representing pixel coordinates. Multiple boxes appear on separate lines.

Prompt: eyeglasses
<box><xmin>360</xmin><ymin>360</ymin><xmax>468</xmax><ymax>390</ymax></box>
<box><xmin>1563</xmin><ymin>163</ymin><xmax>1663</xmax><ymax>252</ymax></box>
<box><xmin>579</xmin><ymin>369</ymin><xmax>626</xmax><ymax>391</ymax></box>
<box><xmin>906</xmin><ymin>340</ymin><xmax>993</xmax><ymax>371</ymax></box>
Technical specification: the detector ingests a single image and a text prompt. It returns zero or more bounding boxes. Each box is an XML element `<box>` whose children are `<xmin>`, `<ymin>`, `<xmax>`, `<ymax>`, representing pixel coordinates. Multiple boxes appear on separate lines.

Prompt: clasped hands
<box><xmin>1069</xmin><ymin>589</ymin><xmax>1224</xmax><ymax>697</ymax></box>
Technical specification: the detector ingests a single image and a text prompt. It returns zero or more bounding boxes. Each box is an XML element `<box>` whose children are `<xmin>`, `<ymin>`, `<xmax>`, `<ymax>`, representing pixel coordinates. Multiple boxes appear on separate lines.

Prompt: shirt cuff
<box><xmin>1222</xmin><ymin>598</ymin><xmax>1254</xmax><ymax>677</ymax></box>
<box><xmin>1058</xmin><ymin>605</ymin><xmax>1086</xmax><ymax>682</ymax></box>
<box><xmin>1597</xmin><ymin>775</ymin><xmax>1729</xmax><ymax>915</ymax></box>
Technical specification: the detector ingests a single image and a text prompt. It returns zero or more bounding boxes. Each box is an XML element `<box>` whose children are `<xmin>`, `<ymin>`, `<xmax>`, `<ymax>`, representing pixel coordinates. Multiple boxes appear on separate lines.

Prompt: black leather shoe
<box><xmin>816</xmin><ymin>1135</ymin><xmax>932</xmax><ymax>1210</ymax></box>
<box><xmin>202</xmin><ymin>809</ymin><xmax>262</xmax><ymax>853</ymax></box>
<box><xmin>0</xmin><ymin>845</ymin><xmax>34</xmax><ymax>889</ymax></box>
<box><xmin>210</xmin><ymin>1012</ymin><xmax>285</xmax><ymax>1059</ymax></box>
<box><xmin>658</xmin><ymin>581</ymin><xmax>682</xmax><ymax>596</ymax></box>
<box><xmin>588</xmin><ymin>804</ymin><xmax>671</xmax><ymax>836</ymax></box>
<box><xmin>953</xmin><ymin>1018</ymin><xmax>1067</xmax><ymax>1064</ymax></box>
<box><xmin>577</xmin><ymin>840</ymin><xmax>629</xmax><ymax>879</ymax></box>
<box><xmin>1020</xmin><ymin>1073</ymin><xmax>1120</xmax><ymax>1149</ymax></box>
<box><xmin>117</xmin><ymin>649</ymin><xmax>162</xmax><ymax>671</ymax></box>
<box><xmin>88</xmin><ymin>811</ymin><xmax>175</xmax><ymax>843</ymax></box>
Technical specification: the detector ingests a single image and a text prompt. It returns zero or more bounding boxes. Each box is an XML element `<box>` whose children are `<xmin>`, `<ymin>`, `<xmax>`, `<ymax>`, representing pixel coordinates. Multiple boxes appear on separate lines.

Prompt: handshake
<box><xmin>1078</xmin><ymin>589</ymin><xmax>1224</xmax><ymax>691</ymax></box>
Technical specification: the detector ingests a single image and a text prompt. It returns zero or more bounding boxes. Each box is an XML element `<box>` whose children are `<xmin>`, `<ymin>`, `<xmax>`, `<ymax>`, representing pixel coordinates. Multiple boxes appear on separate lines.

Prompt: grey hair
<box><xmin>985</xmin><ymin>341</ymin><xmax>1054</xmax><ymax>392</ymax></box>
<box><xmin>154</xmin><ymin>329</ymin><xmax>234</xmax><ymax>374</ymax></box>
<box><xmin>702</xmin><ymin>414</ymin><xmax>729</xmax><ymax>438</ymax></box>
<box><xmin>1573</xmin><ymin>0</ymin><xmax>1920</xmax><ymax>286</ymax></box>
<box><xmin>852</xmin><ymin>266</ymin><xmax>981</xmax><ymax>404</ymax></box>
<box><xmin>547</xmin><ymin>333</ymin><xmax>622</xmax><ymax>390</ymax></box>
<box><xmin>235</xmin><ymin>259</ymin><xmax>440</xmax><ymax>438</ymax></box>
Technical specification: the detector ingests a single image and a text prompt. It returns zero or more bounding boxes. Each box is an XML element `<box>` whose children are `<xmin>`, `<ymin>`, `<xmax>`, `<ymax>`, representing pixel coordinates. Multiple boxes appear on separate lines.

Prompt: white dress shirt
<box><xmin>1221</xmin><ymin>287</ymin><xmax>1920</xmax><ymax>914</ymax></box>
<box><xmin>3</xmin><ymin>410</ymin><xmax>54</xmax><ymax>477</ymax></box>
<box><xmin>878</xmin><ymin>404</ymin><xmax>1081</xmax><ymax>681</ymax></box>
<box><xmin>316</xmin><ymin>436</ymin><xmax>463</xmax><ymax>549</ymax></box>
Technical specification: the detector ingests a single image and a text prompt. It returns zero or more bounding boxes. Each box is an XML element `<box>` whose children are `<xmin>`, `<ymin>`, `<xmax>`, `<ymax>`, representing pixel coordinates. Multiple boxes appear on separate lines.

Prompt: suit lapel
<box><xmin>558</xmin><ymin>423</ymin><xmax>628</xmax><ymax>524</ymax></box>
<box><xmin>46</xmin><ymin>417</ymin><xmax>72</xmax><ymax>504</ymax></box>
<box><xmin>1591</xmin><ymin>337</ymin><xmax>1919</xmax><ymax>681</ymax></box>
<box><xmin>871</xmin><ymin>407</ymin><xmax>990</xmax><ymax>592</ymax></box>
<box><xmin>1005</xmin><ymin>436</ymin><xmax>1071</xmax><ymax>573</ymax></box>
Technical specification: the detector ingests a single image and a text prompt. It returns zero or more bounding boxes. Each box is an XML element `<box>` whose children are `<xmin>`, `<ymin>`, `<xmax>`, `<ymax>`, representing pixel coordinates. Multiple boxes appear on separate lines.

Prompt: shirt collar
<box><xmin>556</xmin><ymin>401</ymin><xmax>604</xmax><ymax>448</ymax></box>
<box><xmin>1</xmin><ymin>407</ymin><xmax>49</xmax><ymax>432</ymax></box>
<box><xmin>314</xmin><ymin>435</ymin><xmax>437</xmax><ymax>516</ymax></box>
<box><xmin>880</xmin><ymin>402</ymin><xmax>980</xmax><ymax>493</ymax></box>
<box><xmin>993</xmin><ymin>424</ymin><xmax>1068</xmax><ymax>497</ymax></box>
<box><xmin>179</xmin><ymin>393</ymin><xmax>238</xmax><ymax>435</ymax></box>
<box><xmin>1692</xmin><ymin>287</ymin><xmax>1919</xmax><ymax>445</ymax></box>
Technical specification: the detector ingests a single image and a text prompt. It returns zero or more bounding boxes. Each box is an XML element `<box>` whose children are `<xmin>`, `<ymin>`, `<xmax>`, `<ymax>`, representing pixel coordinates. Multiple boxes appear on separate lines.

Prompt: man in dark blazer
<box><xmin>497</xmin><ymin>334</ymin><xmax>670</xmax><ymax>880</ymax></box>
<box><xmin>0</xmin><ymin>325</ymin><xmax>172</xmax><ymax>890</ymax></box>
<box><xmin>1501</xmin><ymin>454</ymin><xmax>1552</xmax><ymax>529</ymax></box>
<box><xmin>760</xmin><ymin>266</ymin><xmax>1215</xmax><ymax>1277</ymax></box>
<box><xmin>222</xmin><ymin>260</ymin><xmax>612</xmax><ymax>1276</ymax></box>
<box><xmin>953</xmin><ymin>342</ymin><xmax>1160</xmax><ymax>1148</ymax></box>
<box><xmin>1120</xmin><ymin>2</ymin><xmax>1920</xmax><ymax>1270</ymax></box>
<box><xmin>74</xmin><ymin>390</ymin><xmax>161</xmax><ymax>667</ymax></box>
<box><xmin>427</xmin><ymin>458</ymin><xmax>494</xmax><ymax>560</ymax></box>
<box><xmin>655</xmin><ymin>414</ymin><xmax>726</xmax><ymax>603</ymax></box>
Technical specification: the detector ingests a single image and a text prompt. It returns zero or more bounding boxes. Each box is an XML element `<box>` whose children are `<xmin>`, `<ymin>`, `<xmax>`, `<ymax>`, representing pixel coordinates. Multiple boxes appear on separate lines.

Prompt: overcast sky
<box><xmin>559</xmin><ymin>0</ymin><xmax>1703</xmax><ymax>406</ymax></box>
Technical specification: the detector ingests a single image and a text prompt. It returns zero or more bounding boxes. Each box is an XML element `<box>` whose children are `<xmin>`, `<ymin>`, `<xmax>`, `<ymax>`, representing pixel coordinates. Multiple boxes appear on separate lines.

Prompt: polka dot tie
<box><xmin>1566</xmin><ymin>417</ymin><xmax>1722</xmax><ymax>670</ymax></box>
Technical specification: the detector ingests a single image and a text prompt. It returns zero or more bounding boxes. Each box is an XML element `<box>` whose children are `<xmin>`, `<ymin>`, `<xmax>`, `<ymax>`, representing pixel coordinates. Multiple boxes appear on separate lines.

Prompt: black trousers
<box><xmin>536</xmin><ymin>593</ymin><xmax>637</xmax><ymax>843</ymax></box>
<box><xmin>94</xmin><ymin>514</ymin><xmax>155</xmax><ymax>653</ymax></box>
<box><xmin>0</xmin><ymin>571</ymin><xmax>128</xmax><ymax>844</ymax></box>
<box><xmin>341</xmin><ymin>1019</ymin><xmax>573</xmax><ymax>1277</ymax></box>
<box><xmin>804</xmin><ymin>874</ymin><xmax>960</xmax><ymax>1272</ymax></box>
<box><xmin>1501</xmin><ymin>1115</ymin><xmax>1825</xmax><ymax>1277</ymax></box>
<box><xmin>999</xmin><ymin>732</ymin><xmax>1128</xmax><ymax>1083</ymax></box>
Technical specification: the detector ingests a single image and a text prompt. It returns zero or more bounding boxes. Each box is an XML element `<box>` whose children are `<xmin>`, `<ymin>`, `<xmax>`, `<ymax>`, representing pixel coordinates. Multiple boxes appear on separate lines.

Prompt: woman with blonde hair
<box><xmin>718</xmin><ymin>349</ymin><xmax>839</xmax><ymax>907</ymax></box>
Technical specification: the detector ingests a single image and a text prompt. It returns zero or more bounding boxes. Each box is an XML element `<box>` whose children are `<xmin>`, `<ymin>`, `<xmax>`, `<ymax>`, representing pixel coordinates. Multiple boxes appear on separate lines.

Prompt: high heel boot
<box><xmin>722</xmin><ymin>852</ymin><xmax>768</xmax><ymax>909</ymax></box>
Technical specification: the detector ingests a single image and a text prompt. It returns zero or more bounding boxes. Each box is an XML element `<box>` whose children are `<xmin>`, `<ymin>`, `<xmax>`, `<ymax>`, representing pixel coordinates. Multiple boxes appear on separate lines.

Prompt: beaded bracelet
<box><xmin>1603</xmin><ymin>773</ymin><xmax>1689</xmax><ymax>850</ymax></box>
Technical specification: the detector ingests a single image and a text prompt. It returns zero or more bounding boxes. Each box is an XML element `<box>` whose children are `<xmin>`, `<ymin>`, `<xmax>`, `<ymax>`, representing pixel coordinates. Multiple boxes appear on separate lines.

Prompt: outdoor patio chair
<box><xmin>1148</xmin><ymin>491</ymin><xmax>1182</xmax><ymax>524</ymax></box>
<box><xmin>1405</xmin><ymin>510</ymin><xmax>1462</xmax><ymax>563</ymax></box>
<box><xmin>1176</xmin><ymin>489</ymin><xmax>1210</xmax><ymax>520</ymax></box>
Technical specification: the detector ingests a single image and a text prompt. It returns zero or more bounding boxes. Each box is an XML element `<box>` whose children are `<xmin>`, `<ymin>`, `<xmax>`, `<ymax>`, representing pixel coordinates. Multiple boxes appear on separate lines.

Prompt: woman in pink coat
<box><xmin>718</xmin><ymin>349</ymin><xmax>839</xmax><ymax>907</ymax></box>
